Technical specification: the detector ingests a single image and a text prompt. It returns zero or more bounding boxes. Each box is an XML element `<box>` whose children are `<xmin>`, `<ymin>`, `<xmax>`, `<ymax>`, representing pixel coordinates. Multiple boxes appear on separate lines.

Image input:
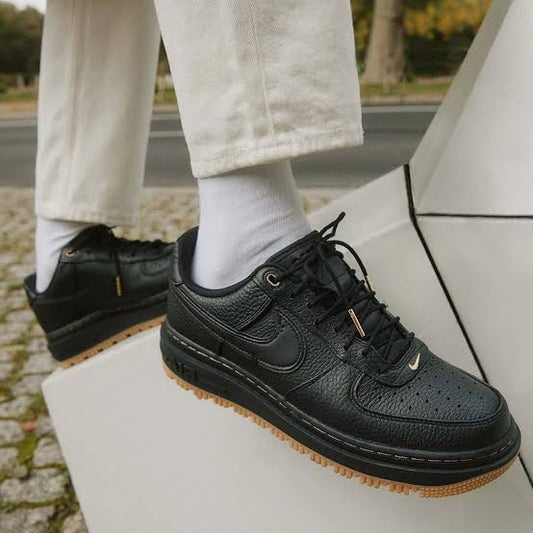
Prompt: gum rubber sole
<box><xmin>163</xmin><ymin>361</ymin><xmax>517</xmax><ymax>498</ymax></box>
<box><xmin>59</xmin><ymin>316</ymin><xmax>165</xmax><ymax>368</ymax></box>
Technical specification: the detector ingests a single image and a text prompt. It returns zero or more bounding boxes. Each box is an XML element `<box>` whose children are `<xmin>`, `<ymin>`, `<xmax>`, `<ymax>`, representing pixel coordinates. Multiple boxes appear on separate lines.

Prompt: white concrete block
<box><xmin>43</xmin><ymin>329</ymin><xmax>533</xmax><ymax>533</ymax></box>
<box><xmin>419</xmin><ymin>216</ymin><xmax>533</xmax><ymax>468</ymax></box>
<box><xmin>411</xmin><ymin>0</ymin><xmax>533</xmax><ymax>216</ymax></box>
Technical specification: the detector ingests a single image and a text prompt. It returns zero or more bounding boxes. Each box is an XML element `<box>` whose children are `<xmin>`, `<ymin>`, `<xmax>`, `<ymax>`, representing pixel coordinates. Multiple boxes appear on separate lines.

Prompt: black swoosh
<box><xmin>177</xmin><ymin>287</ymin><xmax>304</xmax><ymax>369</ymax></box>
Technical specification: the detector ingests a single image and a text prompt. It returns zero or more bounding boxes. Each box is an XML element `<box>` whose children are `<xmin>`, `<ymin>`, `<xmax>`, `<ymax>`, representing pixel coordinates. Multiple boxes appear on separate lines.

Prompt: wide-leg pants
<box><xmin>36</xmin><ymin>0</ymin><xmax>363</xmax><ymax>226</ymax></box>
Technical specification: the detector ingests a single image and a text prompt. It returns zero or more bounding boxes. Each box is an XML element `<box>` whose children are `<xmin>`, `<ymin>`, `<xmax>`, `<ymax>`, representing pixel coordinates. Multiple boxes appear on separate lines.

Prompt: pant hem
<box><xmin>191</xmin><ymin>126</ymin><xmax>364</xmax><ymax>178</ymax></box>
<box><xmin>35</xmin><ymin>204</ymin><xmax>138</xmax><ymax>227</ymax></box>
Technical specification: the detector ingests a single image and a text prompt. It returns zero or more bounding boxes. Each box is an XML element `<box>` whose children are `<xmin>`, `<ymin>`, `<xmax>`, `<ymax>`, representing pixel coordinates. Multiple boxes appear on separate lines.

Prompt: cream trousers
<box><xmin>36</xmin><ymin>0</ymin><xmax>363</xmax><ymax>226</ymax></box>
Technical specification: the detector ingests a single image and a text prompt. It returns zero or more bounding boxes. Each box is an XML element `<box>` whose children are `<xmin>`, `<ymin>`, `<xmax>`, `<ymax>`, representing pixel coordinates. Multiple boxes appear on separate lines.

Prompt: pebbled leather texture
<box><xmin>166</xmin><ymin>227</ymin><xmax>515</xmax><ymax>457</ymax></box>
<box><xmin>24</xmin><ymin>225</ymin><xmax>173</xmax><ymax>334</ymax></box>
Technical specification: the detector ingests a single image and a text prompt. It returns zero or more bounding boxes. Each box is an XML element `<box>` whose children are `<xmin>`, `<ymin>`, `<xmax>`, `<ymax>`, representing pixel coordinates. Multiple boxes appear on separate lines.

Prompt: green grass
<box><xmin>153</xmin><ymin>87</ymin><xmax>178</xmax><ymax>105</ymax></box>
<box><xmin>0</xmin><ymin>91</ymin><xmax>38</xmax><ymax>103</ymax></box>
<box><xmin>0</xmin><ymin>79</ymin><xmax>451</xmax><ymax>107</ymax></box>
<box><xmin>360</xmin><ymin>81</ymin><xmax>451</xmax><ymax>99</ymax></box>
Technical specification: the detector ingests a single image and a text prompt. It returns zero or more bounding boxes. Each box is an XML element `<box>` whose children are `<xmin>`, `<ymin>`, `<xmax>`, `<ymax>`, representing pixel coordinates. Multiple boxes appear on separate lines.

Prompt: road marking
<box><xmin>149</xmin><ymin>130</ymin><xmax>185</xmax><ymax>138</ymax></box>
<box><xmin>0</xmin><ymin>105</ymin><xmax>439</xmax><ymax>130</ymax></box>
<box><xmin>363</xmin><ymin>105</ymin><xmax>439</xmax><ymax>114</ymax></box>
<box><xmin>0</xmin><ymin>119</ymin><xmax>38</xmax><ymax>129</ymax></box>
<box><xmin>151</xmin><ymin>114</ymin><xmax>180</xmax><ymax>122</ymax></box>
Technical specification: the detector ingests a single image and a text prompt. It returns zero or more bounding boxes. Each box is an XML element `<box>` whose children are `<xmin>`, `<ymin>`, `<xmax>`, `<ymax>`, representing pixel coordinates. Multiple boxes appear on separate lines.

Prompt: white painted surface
<box><xmin>419</xmin><ymin>216</ymin><xmax>533</xmax><ymax>469</ymax></box>
<box><xmin>43</xmin><ymin>329</ymin><xmax>533</xmax><ymax>533</ymax></box>
<box><xmin>410</xmin><ymin>0</ymin><xmax>519</xmax><ymax>212</ymax></box>
<box><xmin>415</xmin><ymin>0</ymin><xmax>533</xmax><ymax>215</ymax></box>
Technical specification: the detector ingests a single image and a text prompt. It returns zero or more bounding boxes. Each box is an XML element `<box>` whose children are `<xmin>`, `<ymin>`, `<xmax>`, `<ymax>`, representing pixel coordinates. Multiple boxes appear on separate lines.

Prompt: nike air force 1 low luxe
<box><xmin>25</xmin><ymin>226</ymin><xmax>172</xmax><ymax>367</ymax></box>
<box><xmin>161</xmin><ymin>214</ymin><xmax>520</xmax><ymax>497</ymax></box>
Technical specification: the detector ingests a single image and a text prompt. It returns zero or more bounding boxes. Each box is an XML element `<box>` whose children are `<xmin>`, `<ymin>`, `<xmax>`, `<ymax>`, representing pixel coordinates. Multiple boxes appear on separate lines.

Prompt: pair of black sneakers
<box><xmin>24</xmin><ymin>217</ymin><xmax>520</xmax><ymax>497</ymax></box>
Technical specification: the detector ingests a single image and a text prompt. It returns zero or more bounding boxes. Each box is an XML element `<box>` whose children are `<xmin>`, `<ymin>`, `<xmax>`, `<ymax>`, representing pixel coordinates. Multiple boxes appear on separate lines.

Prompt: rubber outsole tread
<box><xmin>163</xmin><ymin>361</ymin><xmax>516</xmax><ymax>498</ymax></box>
<box><xmin>59</xmin><ymin>316</ymin><xmax>165</xmax><ymax>368</ymax></box>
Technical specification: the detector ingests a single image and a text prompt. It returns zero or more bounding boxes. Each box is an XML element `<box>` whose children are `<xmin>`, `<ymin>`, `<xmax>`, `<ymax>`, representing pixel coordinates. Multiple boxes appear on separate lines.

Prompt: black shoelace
<box><xmin>65</xmin><ymin>226</ymin><xmax>167</xmax><ymax>297</ymax></box>
<box><xmin>272</xmin><ymin>213</ymin><xmax>414</xmax><ymax>370</ymax></box>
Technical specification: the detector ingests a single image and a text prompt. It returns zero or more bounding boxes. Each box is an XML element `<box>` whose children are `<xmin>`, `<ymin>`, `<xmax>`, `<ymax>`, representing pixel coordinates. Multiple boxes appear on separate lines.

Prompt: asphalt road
<box><xmin>0</xmin><ymin>105</ymin><xmax>437</xmax><ymax>188</ymax></box>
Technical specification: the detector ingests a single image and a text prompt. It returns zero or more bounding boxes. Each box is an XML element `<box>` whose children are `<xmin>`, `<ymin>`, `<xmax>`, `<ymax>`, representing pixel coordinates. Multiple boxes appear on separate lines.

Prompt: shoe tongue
<box><xmin>268</xmin><ymin>231</ymin><xmax>408</xmax><ymax>364</ymax></box>
<box><xmin>265</xmin><ymin>231</ymin><xmax>318</xmax><ymax>268</ymax></box>
<box><xmin>63</xmin><ymin>225</ymin><xmax>109</xmax><ymax>250</ymax></box>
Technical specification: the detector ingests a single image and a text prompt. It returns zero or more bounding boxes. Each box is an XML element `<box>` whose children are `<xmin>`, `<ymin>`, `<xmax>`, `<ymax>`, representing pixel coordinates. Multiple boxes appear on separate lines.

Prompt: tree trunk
<box><xmin>362</xmin><ymin>0</ymin><xmax>405</xmax><ymax>85</ymax></box>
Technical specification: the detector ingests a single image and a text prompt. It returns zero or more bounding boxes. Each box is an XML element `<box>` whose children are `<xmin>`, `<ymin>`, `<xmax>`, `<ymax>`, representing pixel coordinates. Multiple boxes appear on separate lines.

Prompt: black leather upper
<box><xmin>24</xmin><ymin>225</ymin><xmax>172</xmax><ymax>333</ymax></box>
<box><xmin>166</xmin><ymin>225</ymin><xmax>514</xmax><ymax>457</ymax></box>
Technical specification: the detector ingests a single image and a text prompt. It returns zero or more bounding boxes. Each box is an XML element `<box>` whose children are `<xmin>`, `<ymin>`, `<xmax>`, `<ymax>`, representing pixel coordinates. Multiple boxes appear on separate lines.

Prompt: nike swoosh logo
<box><xmin>177</xmin><ymin>287</ymin><xmax>303</xmax><ymax>369</ymax></box>
<box><xmin>231</xmin><ymin>316</ymin><xmax>303</xmax><ymax>368</ymax></box>
<box><xmin>408</xmin><ymin>353</ymin><xmax>421</xmax><ymax>371</ymax></box>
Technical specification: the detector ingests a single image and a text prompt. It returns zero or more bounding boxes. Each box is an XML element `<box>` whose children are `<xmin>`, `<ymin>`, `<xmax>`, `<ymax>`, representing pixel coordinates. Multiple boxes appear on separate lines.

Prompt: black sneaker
<box><xmin>25</xmin><ymin>225</ymin><xmax>172</xmax><ymax>367</ymax></box>
<box><xmin>161</xmin><ymin>214</ymin><xmax>520</xmax><ymax>497</ymax></box>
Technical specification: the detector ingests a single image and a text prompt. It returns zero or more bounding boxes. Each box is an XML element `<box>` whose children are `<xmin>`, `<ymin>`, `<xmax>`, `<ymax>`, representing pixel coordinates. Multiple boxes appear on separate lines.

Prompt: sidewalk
<box><xmin>0</xmin><ymin>187</ymin><xmax>341</xmax><ymax>533</ymax></box>
<box><xmin>0</xmin><ymin>96</ymin><xmax>444</xmax><ymax>120</ymax></box>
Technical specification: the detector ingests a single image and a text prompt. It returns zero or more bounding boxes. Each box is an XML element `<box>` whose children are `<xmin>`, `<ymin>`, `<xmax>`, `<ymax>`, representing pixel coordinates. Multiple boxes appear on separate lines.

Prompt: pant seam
<box><xmin>246</xmin><ymin>0</ymin><xmax>275</xmax><ymax>140</ymax></box>
<box><xmin>65</xmin><ymin>0</ymin><xmax>85</xmax><ymax>211</ymax></box>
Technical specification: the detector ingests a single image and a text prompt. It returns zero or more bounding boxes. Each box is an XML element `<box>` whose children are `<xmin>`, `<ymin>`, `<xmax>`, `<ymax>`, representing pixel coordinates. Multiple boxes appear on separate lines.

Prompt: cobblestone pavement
<box><xmin>0</xmin><ymin>187</ymin><xmax>340</xmax><ymax>532</ymax></box>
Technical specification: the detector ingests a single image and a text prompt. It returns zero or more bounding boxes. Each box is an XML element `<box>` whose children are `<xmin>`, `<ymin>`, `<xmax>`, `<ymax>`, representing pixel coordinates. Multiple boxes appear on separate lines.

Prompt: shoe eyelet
<box><xmin>65</xmin><ymin>249</ymin><xmax>76</xmax><ymax>258</ymax></box>
<box><xmin>264</xmin><ymin>272</ymin><xmax>281</xmax><ymax>288</ymax></box>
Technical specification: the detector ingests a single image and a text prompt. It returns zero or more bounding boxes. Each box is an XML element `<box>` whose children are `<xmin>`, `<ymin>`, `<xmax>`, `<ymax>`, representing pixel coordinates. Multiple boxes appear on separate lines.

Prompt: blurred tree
<box><xmin>404</xmin><ymin>0</ymin><xmax>489</xmax><ymax>77</ymax></box>
<box><xmin>350</xmin><ymin>0</ymin><xmax>373</xmax><ymax>62</ymax></box>
<box><xmin>0</xmin><ymin>1</ymin><xmax>43</xmax><ymax>84</ymax></box>
<box><xmin>361</xmin><ymin>0</ymin><xmax>405</xmax><ymax>84</ymax></box>
<box><xmin>354</xmin><ymin>0</ymin><xmax>490</xmax><ymax>82</ymax></box>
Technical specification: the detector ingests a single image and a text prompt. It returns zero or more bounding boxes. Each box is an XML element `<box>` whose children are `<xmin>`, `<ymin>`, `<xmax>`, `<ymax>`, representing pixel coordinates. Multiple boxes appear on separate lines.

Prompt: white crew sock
<box><xmin>192</xmin><ymin>160</ymin><xmax>311</xmax><ymax>289</ymax></box>
<box><xmin>35</xmin><ymin>217</ymin><xmax>93</xmax><ymax>292</ymax></box>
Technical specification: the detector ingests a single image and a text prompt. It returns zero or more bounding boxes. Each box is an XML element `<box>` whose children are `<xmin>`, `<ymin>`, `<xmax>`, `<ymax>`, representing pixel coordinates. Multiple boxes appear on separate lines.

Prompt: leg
<box><xmin>26</xmin><ymin>0</ymin><xmax>173</xmax><ymax>365</ymax></box>
<box><xmin>36</xmin><ymin>0</ymin><xmax>160</xmax><ymax>226</ymax></box>
<box><xmin>156</xmin><ymin>1</ymin><xmax>518</xmax><ymax>494</ymax></box>
<box><xmin>35</xmin><ymin>0</ymin><xmax>161</xmax><ymax>292</ymax></box>
<box><xmin>153</xmin><ymin>0</ymin><xmax>362</xmax><ymax>288</ymax></box>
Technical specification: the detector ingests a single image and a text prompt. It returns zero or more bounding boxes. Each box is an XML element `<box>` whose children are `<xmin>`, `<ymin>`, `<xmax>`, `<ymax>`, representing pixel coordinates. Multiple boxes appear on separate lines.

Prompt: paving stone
<box><xmin>22</xmin><ymin>352</ymin><xmax>57</xmax><ymax>375</ymax></box>
<box><xmin>33</xmin><ymin>437</ymin><xmax>64</xmax><ymax>467</ymax></box>
<box><xmin>12</xmin><ymin>374</ymin><xmax>47</xmax><ymax>395</ymax></box>
<box><xmin>27</xmin><ymin>337</ymin><xmax>48</xmax><ymax>354</ymax></box>
<box><xmin>0</xmin><ymin>447</ymin><xmax>18</xmax><ymax>471</ymax></box>
<box><xmin>0</xmin><ymin>347</ymin><xmax>15</xmax><ymax>362</ymax></box>
<box><xmin>0</xmin><ymin>420</ymin><xmax>23</xmax><ymax>445</ymax></box>
<box><xmin>1</xmin><ymin>321</ymin><xmax>27</xmax><ymax>340</ymax></box>
<box><xmin>34</xmin><ymin>416</ymin><xmax>54</xmax><ymax>437</ymax></box>
<box><xmin>0</xmin><ymin>468</ymin><xmax>66</xmax><ymax>504</ymax></box>
<box><xmin>9</xmin><ymin>463</ymin><xmax>29</xmax><ymax>479</ymax></box>
<box><xmin>0</xmin><ymin>360</ymin><xmax>14</xmax><ymax>380</ymax></box>
<box><xmin>6</xmin><ymin>309</ymin><xmax>35</xmax><ymax>323</ymax></box>
<box><xmin>0</xmin><ymin>506</ymin><xmax>55</xmax><ymax>533</ymax></box>
<box><xmin>0</xmin><ymin>396</ymin><xmax>32</xmax><ymax>418</ymax></box>
<box><xmin>5</xmin><ymin>294</ymin><xmax>27</xmax><ymax>310</ymax></box>
<box><xmin>61</xmin><ymin>510</ymin><xmax>88</xmax><ymax>533</ymax></box>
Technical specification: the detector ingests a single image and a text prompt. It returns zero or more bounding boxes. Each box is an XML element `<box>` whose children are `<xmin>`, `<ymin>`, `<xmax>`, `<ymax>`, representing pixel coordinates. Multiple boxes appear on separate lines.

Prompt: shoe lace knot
<box><xmin>273</xmin><ymin>213</ymin><xmax>413</xmax><ymax>370</ymax></box>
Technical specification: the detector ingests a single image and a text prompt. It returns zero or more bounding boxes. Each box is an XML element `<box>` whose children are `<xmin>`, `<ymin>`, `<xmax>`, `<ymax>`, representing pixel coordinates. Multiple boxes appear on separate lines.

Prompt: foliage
<box><xmin>350</xmin><ymin>0</ymin><xmax>373</xmax><ymax>60</ymax></box>
<box><xmin>405</xmin><ymin>0</ymin><xmax>490</xmax><ymax>39</ymax></box>
<box><xmin>0</xmin><ymin>1</ymin><xmax>43</xmax><ymax>80</ymax></box>
<box><xmin>0</xmin><ymin>0</ymin><xmax>490</xmax><ymax>82</ymax></box>
<box><xmin>351</xmin><ymin>0</ymin><xmax>490</xmax><ymax>77</ymax></box>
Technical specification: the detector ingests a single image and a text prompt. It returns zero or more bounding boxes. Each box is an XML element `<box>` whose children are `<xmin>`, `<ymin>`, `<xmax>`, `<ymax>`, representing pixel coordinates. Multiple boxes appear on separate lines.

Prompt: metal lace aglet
<box><xmin>115</xmin><ymin>275</ymin><xmax>123</xmax><ymax>297</ymax></box>
<box><xmin>364</xmin><ymin>275</ymin><xmax>374</xmax><ymax>293</ymax></box>
<box><xmin>348</xmin><ymin>308</ymin><xmax>365</xmax><ymax>338</ymax></box>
